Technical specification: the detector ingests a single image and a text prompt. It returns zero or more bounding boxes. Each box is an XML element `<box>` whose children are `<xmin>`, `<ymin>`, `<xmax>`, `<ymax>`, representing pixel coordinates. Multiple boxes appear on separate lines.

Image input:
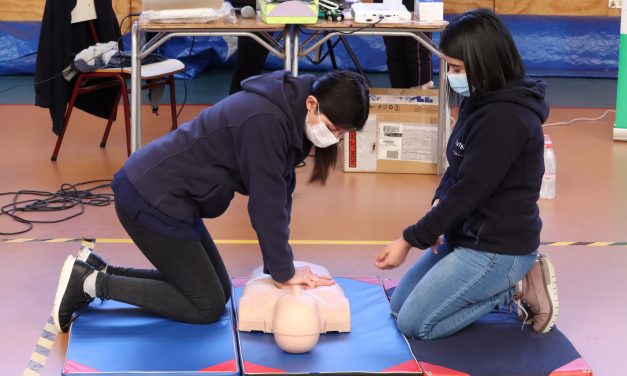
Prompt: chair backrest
<box><xmin>71</xmin><ymin>0</ymin><xmax>99</xmax><ymax>43</ymax></box>
<box><xmin>71</xmin><ymin>0</ymin><xmax>97</xmax><ymax>24</ymax></box>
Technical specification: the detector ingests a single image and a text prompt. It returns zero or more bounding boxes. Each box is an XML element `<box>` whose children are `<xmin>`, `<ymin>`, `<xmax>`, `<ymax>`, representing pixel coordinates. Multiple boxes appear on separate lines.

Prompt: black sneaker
<box><xmin>52</xmin><ymin>256</ymin><xmax>95</xmax><ymax>333</ymax></box>
<box><xmin>77</xmin><ymin>247</ymin><xmax>107</xmax><ymax>272</ymax></box>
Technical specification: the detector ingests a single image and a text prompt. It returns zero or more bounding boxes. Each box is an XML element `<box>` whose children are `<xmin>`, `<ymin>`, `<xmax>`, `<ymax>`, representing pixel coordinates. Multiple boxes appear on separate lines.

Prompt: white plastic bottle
<box><xmin>540</xmin><ymin>135</ymin><xmax>556</xmax><ymax>199</ymax></box>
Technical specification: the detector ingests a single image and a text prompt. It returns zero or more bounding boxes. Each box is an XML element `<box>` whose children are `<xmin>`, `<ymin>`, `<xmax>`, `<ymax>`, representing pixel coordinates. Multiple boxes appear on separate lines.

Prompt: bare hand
<box><xmin>430</xmin><ymin>235</ymin><xmax>444</xmax><ymax>254</ymax></box>
<box><xmin>277</xmin><ymin>266</ymin><xmax>335</xmax><ymax>289</ymax></box>
<box><xmin>373</xmin><ymin>238</ymin><xmax>412</xmax><ymax>270</ymax></box>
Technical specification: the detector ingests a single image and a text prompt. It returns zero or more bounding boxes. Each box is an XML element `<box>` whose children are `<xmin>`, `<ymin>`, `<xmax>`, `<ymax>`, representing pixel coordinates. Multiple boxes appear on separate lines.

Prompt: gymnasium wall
<box><xmin>0</xmin><ymin>0</ymin><xmax>622</xmax><ymax>21</ymax></box>
<box><xmin>0</xmin><ymin>0</ymin><xmax>622</xmax><ymax>77</ymax></box>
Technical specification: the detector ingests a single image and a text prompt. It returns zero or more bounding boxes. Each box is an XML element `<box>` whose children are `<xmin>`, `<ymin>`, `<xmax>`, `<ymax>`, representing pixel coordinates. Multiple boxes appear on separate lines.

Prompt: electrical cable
<box><xmin>450</xmin><ymin>109</ymin><xmax>615</xmax><ymax>129</ymax></box>
<box><xmin>297</xmin><ymin>17</ymin><xmax>384</xmax><ymax>37</ymax></box>
<box><xmin>297</xmin><ymin>17</ymin><xmax>384</xmax><ymax>67</ymax></box>
<box><xmin>543</xmin><ymin>109</ymin><xmax>615</xmax><ymax>127</ymax></box>
<box><xmin>0</xmin><ymin>180</ymin><xmax>113</xmax><ymax>236</ymax></box>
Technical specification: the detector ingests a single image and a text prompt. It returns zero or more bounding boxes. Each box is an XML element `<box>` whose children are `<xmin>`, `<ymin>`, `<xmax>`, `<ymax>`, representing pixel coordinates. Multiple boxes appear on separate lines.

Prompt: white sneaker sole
<box><xmin>539</xmin><ymin>255</ymin><xmax>559</xmax><ymax>333</ymax></box>
<box><xmin>52</xmin><ymin>255</ymin><xmax>76</xmax><ymax>333</ymax></box>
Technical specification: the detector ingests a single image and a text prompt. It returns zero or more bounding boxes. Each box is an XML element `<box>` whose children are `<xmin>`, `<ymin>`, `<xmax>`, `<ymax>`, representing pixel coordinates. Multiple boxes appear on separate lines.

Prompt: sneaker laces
<box><xmin>511</xmin><ymin>298</ymin><xmax>531</xmax><ymax>329</ymax></box>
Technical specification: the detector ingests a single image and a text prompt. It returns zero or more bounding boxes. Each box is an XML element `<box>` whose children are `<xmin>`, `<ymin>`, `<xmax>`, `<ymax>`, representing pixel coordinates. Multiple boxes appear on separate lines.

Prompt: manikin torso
<box><xmin>238</xmin><ymin>261</ymin><xmax>351</xmax><ymax>353</ymax></box>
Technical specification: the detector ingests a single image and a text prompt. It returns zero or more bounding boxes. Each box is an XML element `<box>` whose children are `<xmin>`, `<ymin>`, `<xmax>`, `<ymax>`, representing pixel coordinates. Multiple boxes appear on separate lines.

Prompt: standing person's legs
<box><xmin>416</xmin><ymin>32</ymin><xmax>433</xmax><ymax>86</ymax></box>
<box><xmin>383</xmin><ymin>36</ymin><xmax>415</xmax><ymax>88</ymax></box>
<box><xmin>229</xmin><ymin>35</ymin><xmax>270</xmax><ymax>94</ymax></box>
<box><xmin>95</xmin><ymin>204</ymin><xmax>230</xmax><ymax>324</ymax></box>
<box><xmin>393</xmin><ymin>246</ymin><xmax>537</xmax><ymax>340</ymax></box>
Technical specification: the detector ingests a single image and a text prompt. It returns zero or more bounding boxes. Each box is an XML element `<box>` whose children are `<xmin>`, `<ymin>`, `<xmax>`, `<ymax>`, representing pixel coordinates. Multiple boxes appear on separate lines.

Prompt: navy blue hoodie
<box><xmin>403</xmin><ymin>78</ymin><xmax>549</xmax><ymax>255</ymax></box>
<box><xmin>121</xmin><ymin>71</ymin><xmax>314</xmax><ymax>281</ymax></box>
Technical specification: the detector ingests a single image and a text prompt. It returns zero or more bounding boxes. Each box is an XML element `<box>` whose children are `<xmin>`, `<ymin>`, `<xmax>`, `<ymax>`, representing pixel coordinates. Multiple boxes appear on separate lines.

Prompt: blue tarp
<box><xmin>0</xmin><ymin>21</ymin><xmax>40</xmax><ymax>74</ymax></box>
<box><xmin>0</xmin><ymin>15</ymin><xmax>621</xmax><ymax>78</ymax></box>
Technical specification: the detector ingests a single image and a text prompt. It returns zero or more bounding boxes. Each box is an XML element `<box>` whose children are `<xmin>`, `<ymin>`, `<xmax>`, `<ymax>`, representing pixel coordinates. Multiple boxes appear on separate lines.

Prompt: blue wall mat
<box><xmin>0</xmin><ymin>15</ymin><xmax>621</xmax><ymax>78</ymax></box>
<box><xmin>0</xmin><ymin>21</ymin><xmax>40</xmax><ymax>74</ymax></box>
<box><xmin>233</xmin><ymin>277</ymin><xmax>421</xmax><ymax>375</ymax></box>
<box><xmin>500</xmin><ymin>15</ymin><xmax>620</xmax><ymax>78</ymax></box>
<box><xmin>63</xmin><ymin>300</ymin><xmax>240</xmax><ymax>376</ymax></box>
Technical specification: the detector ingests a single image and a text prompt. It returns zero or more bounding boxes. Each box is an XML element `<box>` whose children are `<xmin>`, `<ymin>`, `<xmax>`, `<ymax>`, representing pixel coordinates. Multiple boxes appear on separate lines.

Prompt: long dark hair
<box><xmin>308</xmin><ymin>71</ymin><xmax>369</xmax><ymax>184</ymax></box>
<box><xmin>440</xmin><ymin>8</ymin><xmax>525</xmax><ymax>99</ymax></box>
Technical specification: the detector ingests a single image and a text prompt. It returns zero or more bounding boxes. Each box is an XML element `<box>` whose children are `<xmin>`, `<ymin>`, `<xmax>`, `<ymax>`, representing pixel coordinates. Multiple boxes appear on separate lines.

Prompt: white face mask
<box><xmin>304</xmin><ymin>104</ymin><xmax>339</xmax><ymax>148</ymax></box>
<box><xmin>447</xmin><ymin>72</ymin><xmax>471</xmax><ymax>97</ymax></box>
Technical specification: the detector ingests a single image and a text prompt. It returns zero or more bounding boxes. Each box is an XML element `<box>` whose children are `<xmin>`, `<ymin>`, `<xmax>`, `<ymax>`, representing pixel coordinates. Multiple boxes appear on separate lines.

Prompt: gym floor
<box><xmin>0</xmin><ymin>70</ymin><xmax>624</xmax><ymax>375</ymax></box>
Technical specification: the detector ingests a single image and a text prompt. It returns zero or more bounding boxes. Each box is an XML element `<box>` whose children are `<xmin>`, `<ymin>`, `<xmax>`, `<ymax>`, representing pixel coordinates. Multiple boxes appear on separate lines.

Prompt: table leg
<box><xmin>284</xmin><ymin>26</ymin><xmax>292</xmax><ymax>72</ymax></box>
<box><xmin>130</xmin><ymin>20</ymin><xmax>142</xmax><ymax>153</ymax></box>
<box><xmin>437</xmin><ymin>57</ymin><xmax>449</xmax><ymax>175</ymax></box>
<box><xmin>292</xmin><ymin>26</ymin><xmax>299</xmax><ymax>76</ymax></box>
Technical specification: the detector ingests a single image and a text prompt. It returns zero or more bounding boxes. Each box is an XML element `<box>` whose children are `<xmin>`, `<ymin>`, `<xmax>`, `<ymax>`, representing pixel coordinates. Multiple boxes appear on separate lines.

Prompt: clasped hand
<box><xmin>276</xmin><ymin>266</ymin><xmax>335</xmax><ymax>289</ymax></box>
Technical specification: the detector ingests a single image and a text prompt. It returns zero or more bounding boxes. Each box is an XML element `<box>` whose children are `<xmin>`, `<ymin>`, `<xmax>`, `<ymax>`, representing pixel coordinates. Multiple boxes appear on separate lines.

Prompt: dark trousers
<box><xmin>383</xmin><ymin>32</ymin><xmax>433</xmax><ymax>88</ymax></box>
<box><xmin>229</xmin><ymin>35</ymin><xmax>270</xmax><ymax>94</ymax></box>
<box><xmin>380</xmin><ymin>0</ymin><xmax>433</xmax><ymax>88</ymax></box>
<box><xmin>96</xmin><ymin>202</ymin><xmax>232</xmax><ymax>324</ymax></box>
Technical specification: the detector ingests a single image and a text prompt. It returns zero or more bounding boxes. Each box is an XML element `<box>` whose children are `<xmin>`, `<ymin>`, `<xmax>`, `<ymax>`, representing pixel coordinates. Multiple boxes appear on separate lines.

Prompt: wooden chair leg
<box><xmin>168</xmin><ymin>75</ymin><xmax>178</xmax><ymax>131</ymax></box>
<box><xmin>51</xmin><ymin>76</ymin><xmax>85</xmax><ymax>161</ymax></box>
<box><xmin>100</xmin><ymin>89</ymin><xmax>123</xmax><ymax>148</ymax></box>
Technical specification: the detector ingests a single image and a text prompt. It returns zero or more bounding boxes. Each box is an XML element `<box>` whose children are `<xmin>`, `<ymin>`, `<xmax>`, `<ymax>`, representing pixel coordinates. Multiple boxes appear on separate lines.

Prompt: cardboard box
<box><xmin>343</xmin><ymin>87</ymin><xmax>439</xmax><ymax>174</ymax></box>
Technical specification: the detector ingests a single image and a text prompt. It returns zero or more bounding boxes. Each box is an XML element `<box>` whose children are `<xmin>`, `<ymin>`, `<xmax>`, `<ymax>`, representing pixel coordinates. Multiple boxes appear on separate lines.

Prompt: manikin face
<box><xmin>305</xmin><ymin>95</ymin><xmax>347</xmax><ymax>141</ymax></box>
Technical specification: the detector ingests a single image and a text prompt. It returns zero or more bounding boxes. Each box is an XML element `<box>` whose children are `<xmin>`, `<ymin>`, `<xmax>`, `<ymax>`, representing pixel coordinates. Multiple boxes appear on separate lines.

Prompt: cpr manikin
<box><xmin>238</xmin><ymin>261</ymin><xmax>351</xmax><ymax>353</ymax></box>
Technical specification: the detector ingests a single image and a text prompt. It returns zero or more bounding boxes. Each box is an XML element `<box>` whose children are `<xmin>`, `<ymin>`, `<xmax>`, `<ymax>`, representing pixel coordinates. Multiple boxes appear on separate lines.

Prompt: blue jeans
<box><xmin>390</xmin><ymin>241</ymin><xmax>537</xmax><ymax>340</ymax></box>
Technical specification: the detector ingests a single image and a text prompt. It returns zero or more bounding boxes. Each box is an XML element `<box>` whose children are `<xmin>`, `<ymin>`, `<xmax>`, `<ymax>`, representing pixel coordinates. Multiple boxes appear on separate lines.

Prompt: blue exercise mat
<box><xmin>383</xmin><ymin>282</ymin><xmax>592</xmax><ymax>376</ymax></box>
<box><xmin>233</xmin><ymin>277</ymin><xmax>421</xmax><ymax>375</ymax></box>
<box><xmin>63</xmin><ymin>300</ymin><xmax>240</xmax><ymax>376</ymax></box>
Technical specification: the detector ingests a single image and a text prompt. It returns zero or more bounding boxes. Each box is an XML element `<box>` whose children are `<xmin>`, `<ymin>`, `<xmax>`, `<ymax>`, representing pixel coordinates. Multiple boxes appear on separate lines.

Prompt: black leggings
<box><xmin>96</xmin><ymin>203</ymin><xmax>232</xmax><ymax>324</ymax></box>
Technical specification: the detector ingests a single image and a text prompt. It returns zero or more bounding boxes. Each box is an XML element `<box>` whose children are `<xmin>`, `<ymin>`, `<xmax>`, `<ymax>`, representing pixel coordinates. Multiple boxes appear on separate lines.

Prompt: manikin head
<box><xmin>272</xmin><ymin>286</ymin><xmax>321</xmax><ymax>353</ymax></box>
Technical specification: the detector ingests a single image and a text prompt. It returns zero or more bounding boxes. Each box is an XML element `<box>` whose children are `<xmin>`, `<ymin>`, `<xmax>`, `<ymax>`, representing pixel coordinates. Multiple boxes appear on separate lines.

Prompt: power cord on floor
<box><xmin>543</xmin><ymin>109</ymin><xmax>616</xmax><ymax>127</ymax></box>
<box><xmin>0</xmin><ymin>180</ymin><xmax>113</xmax><ymax>235</ymax></box>
<box><xmin>449</xmin><ymin>109</ymin><xmax>615</xmax><ymax>129</ymax></box>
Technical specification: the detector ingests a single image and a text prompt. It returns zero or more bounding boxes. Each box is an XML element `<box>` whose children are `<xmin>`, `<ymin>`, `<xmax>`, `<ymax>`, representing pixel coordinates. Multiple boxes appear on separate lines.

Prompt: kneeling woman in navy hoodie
<box><xmin>52</xmin><ymin>70</ymin><xmax>370</xmax><ymax>332</ymax></box>
<box><xmin>375</xmin><ymin>9</ymin><xmax>558</xmax><ymax>339</ymax></box>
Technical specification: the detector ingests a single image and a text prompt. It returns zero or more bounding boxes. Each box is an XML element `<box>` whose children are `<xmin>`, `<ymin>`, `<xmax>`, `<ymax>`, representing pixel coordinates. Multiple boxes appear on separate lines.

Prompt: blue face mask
<box><xmin>447</xmin><ymin>72</ymin><xmax>470</xmax><ymax>97</ymax></box>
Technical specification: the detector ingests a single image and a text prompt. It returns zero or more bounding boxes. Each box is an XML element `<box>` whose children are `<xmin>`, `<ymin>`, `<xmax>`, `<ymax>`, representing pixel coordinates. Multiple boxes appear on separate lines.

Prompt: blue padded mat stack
<box><xmin>63</xmin><ymin>300</ymin><xmax>240</xmax><ymax>376</ymax></box>
<box><xmin>383</xmin><ymin>283</ymin><xmax>592</xmax><ymax>376</ymax></box>
<box><xmin>233</xmin><ymin>277</ymin><xmax>422</xmax><ymax>375</ymax></box>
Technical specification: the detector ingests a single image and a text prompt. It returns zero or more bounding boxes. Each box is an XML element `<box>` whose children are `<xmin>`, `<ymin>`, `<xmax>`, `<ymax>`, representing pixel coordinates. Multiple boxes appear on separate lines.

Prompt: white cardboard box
<box><xmin>414</xmin><ymin>0</ymin><xmax>443</xmax><ymax>22</ymax></box>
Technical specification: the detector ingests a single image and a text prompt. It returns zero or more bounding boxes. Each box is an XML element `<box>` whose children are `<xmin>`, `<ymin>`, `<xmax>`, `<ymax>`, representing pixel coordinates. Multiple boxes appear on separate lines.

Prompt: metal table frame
<box><xmin>130</xmin><ymin>18</ymin><xmax>450</xmax><ymax>174</ymax></box>
<box><xmin>130</xmin><ymin>19</ymin><xmax>290</xmax><ymax>152</ymax></box>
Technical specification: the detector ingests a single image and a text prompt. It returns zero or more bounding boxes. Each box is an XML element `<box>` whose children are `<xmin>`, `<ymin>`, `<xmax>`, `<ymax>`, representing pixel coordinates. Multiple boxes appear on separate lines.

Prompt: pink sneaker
<box><xmin>514</xmin><ymin>254</ymin><xmax>559</xmax><ymax>333</ymax></box>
